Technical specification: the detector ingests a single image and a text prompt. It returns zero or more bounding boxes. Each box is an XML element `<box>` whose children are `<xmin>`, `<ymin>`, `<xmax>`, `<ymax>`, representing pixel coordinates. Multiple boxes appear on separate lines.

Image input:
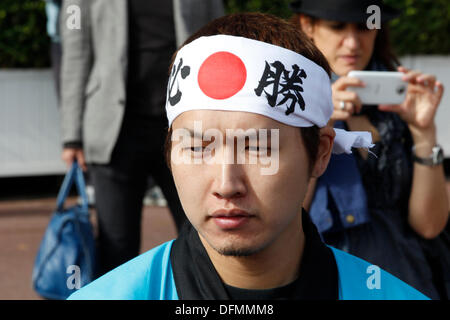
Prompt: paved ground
<box><xmin>0</xmin><ymin>197</ymin><xmax>176</xmax><ymax>300</ymax></box>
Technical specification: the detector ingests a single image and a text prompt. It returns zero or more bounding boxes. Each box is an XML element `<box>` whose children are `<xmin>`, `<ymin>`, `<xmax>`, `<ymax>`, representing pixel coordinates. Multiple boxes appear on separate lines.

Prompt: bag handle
<box><xmin>56</xmin><ymin>161</ymin><xmax>89</xmax><ymax>212</ymax></box>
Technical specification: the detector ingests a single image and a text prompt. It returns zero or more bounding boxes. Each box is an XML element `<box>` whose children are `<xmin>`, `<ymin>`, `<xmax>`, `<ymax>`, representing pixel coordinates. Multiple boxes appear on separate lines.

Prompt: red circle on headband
<box><xmin>198</xmin><ymin>51</ymin><xmax>247</xmax><ymax>100</ymax></box>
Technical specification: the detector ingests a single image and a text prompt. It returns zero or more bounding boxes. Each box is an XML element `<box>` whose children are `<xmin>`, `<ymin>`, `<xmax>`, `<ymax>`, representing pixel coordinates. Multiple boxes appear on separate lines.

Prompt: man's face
<box><xmin>170</xmin><ymin>110</ymin><xmax>311</xmax><ymax>256</ymax></box>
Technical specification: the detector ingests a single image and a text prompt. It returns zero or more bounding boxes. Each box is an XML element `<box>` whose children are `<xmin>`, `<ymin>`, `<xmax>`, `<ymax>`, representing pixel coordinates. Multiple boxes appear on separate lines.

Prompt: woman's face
<box><xmin>300</xmin><ymin>17</ymin><xmax>378</xmax><ymax>76</ymax></box>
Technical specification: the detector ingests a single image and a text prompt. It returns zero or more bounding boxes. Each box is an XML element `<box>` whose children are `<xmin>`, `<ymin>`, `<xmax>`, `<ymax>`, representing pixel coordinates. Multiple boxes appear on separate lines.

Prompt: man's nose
<box><xmin>212</xmin><ymin>162</ymin><xmax>247</xmax><ymax>200</ymax></box>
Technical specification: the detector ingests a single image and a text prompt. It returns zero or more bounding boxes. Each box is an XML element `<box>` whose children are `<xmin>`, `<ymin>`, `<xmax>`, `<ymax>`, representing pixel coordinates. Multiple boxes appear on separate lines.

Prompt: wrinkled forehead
<box><xmin>172</xmin><ymin>109</ymin><xmax>296</xmax><ymax>132</ymax></box>
<box><xmin>171</xmin><ymin>109</ymin><xmax>298</xmax><ymax>143</ymax></box>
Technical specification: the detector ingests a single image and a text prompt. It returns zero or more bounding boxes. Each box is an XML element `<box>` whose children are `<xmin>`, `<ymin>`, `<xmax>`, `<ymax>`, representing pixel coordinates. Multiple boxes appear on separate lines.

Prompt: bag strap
<box><xmin>56</xmin><ymin>161</ymin><xmax>89</xmax><ymax>212</ymax></box>
<box><xmin>74</xmin><ymin>163</ymin><xmax>89</xmax><ymax>211</ymax></box>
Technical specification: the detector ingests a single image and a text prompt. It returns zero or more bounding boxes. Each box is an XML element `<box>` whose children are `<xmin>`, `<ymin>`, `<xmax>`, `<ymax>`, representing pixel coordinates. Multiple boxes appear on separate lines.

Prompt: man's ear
<box><xmin>299</xmin><ymin>14</ymin><xmax>314</xmax><ymax>39</ymax></box>
<box><xmin>311</xmin><ymin>126</ymin><xmax>335</xmax><ymax>178</ymax></box>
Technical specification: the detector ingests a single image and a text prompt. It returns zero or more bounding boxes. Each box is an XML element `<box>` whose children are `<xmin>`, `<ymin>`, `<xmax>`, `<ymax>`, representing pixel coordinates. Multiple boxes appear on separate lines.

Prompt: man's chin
<box><xmin>210</xmin><ymin>239</ymin><xmax>267</xmax><ymax>257</ymax></box>
<box><xmin>216</xmin><ymin>246</ymin><xmax>259</xmax><ymax>257</ymax></box>
<box><xmin>199</xmin><ymin>229</ymin><xmax>268</xmax><ymax>257</ymax></box>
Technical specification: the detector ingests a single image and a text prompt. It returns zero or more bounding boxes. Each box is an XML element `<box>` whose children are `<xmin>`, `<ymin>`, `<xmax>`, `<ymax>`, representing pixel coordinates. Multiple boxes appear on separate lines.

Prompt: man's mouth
<box><xmin>210</xmin><ymin>209</ymin><xmax>254</xmax><ymax>230</ymax></box>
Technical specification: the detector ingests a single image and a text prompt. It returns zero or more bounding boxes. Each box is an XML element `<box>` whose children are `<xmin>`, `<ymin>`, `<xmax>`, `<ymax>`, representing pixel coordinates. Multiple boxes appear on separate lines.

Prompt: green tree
<box><xmin>0</xmin><ymin>0</ymin><xmax>448</xmax><ymax>68</ymax></box>
<box><xmin>385</xmin><ymin>0</ymin><xmax>450</xmax><ymax>55</ymax></box>
<box><xmin>225</xmin><ymin>0</ymin><xmax>292</xmax><ymax>18</ymax></box>
<box><xmin>225</xmin><ymin>0</ymin><xmax>450</xmax><ymax>56</ymax></box>
<box><xmin>0</xmin><ymin>0</ymin><xmax>49</xmax><ymax>68</ymax></box>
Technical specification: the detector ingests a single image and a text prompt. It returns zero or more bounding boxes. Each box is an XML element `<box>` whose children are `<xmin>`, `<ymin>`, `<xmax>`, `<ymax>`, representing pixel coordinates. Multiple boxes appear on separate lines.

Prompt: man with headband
<box><xmin>68</xmin><ymin>13</ymin><xmax>428</xmax><ymax>300</ymax></box>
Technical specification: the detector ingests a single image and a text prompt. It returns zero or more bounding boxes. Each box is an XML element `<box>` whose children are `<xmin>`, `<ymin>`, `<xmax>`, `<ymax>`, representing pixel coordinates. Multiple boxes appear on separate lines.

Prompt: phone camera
<box><xmin>396</xmin><ymin>85</ymin><xmax>406</xmax><ymax>95</ymax></box>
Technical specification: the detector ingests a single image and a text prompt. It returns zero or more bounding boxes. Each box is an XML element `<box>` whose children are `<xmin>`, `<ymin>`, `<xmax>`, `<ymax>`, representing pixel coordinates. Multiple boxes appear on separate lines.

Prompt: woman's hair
<box><xmin>372</xmin><ymin>24</ymin><xmax>400</xmax><ymax>71</ymax></box>
<box><xmin>164</xmin><ymin>12</ymin><xmax>330</xmax><ymax>171</ymax></box>
<box><xmin>289</xmin><ymin>13</ymin><xmax>400</xmax><ymax>71</ymax></box>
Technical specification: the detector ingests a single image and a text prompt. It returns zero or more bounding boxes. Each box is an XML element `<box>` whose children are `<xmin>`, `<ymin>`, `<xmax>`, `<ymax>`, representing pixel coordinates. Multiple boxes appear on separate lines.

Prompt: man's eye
<box><xmin>181</xmin><ymin>146</ymin><xmax>203</xmax><ymax>152</ymax></box>
<box><xmin>190</xmin><ymin>146</ymin><xmax>204</xmax><ymax>153</ymax></box>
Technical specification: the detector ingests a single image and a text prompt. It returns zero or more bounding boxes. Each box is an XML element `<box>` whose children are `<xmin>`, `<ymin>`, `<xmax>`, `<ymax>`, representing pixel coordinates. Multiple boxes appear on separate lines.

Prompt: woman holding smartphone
<box><xmin>291</xmin><ymin>0</ymin><xmax>449</xmax><ymax>299</ymax></box>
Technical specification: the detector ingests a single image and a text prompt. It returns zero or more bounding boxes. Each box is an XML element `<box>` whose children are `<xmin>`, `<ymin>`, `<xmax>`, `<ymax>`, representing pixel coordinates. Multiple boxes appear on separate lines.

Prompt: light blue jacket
<box><xmin>68</xmin><ymin>240</ymin><xmax>429</xmax><ymax>300</ymax></box>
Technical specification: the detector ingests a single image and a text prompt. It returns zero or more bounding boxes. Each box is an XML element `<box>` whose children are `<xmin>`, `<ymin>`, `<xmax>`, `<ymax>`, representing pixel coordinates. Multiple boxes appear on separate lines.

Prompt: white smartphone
<box><xmin>347</xmin><ymin>71</ymin><xmax>407</xmax><ymax>105</ymax></box>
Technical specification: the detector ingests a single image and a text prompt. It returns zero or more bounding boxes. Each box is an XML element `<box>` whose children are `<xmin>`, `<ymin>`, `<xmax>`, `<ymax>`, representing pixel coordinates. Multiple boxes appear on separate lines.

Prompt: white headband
<box><xmin>165</xmin><ymin>35</ymin><xmax>373</xmax><ymax>154</ymax></box>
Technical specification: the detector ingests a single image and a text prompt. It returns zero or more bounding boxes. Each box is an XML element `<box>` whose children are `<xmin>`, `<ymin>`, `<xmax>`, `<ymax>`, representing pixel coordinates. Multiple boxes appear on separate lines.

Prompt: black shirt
<box><xmin>224</xmin><ymin>278</ymin><xmax>302</xmax><ymax>300</ymax></box>
<box><xmin>170</xmin><ymin>209</ymin><xmax>339</xmax><ymax>300</ymax></box>
<box><xmin>126</xmin><ymin>0</ymin><xmax>176</xmax><ymax>117</ymax></box>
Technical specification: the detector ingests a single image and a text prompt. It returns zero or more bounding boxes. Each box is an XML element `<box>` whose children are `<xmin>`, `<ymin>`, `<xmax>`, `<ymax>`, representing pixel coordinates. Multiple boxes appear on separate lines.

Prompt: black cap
<box><xmin>290</xmin><ymin>0</ymin><xmax>400</xmax><ymax>23</ymax></box>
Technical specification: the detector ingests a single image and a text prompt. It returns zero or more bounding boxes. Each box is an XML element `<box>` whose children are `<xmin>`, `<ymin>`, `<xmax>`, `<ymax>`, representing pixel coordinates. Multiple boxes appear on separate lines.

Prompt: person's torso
<box><xmin>67</xmin><ymin>240</ymin><xmax>429</xmax><ymax>300</ymax></box>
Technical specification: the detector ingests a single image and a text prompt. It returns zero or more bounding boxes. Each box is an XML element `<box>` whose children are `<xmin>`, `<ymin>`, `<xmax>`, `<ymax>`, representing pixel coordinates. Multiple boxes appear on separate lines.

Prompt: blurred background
<box><xmin>0</xmin><ymin>0</ymin><xmax>449</xmax><ymax>299</ymax></box>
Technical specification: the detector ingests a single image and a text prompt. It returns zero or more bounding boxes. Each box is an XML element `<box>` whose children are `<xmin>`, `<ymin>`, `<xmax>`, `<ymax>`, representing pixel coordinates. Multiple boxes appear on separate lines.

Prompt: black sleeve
<box><xmin>63</xmin><ymin>141</ymin><xmax>83</xmax><ymax>149</ymax></box>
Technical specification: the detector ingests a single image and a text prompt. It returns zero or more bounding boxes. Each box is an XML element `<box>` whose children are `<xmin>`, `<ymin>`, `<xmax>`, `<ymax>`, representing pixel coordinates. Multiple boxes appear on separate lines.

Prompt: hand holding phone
<box><xmin>346</xmin><ymin>71</ymin><xmax>407</xmax><ymax>105</ymax></box>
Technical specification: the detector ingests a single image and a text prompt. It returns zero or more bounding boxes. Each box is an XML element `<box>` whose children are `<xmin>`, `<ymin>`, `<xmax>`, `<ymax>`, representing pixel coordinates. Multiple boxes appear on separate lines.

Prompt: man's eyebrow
<box><xmin>181</xmin><ymin>127</ymin><xmax>275</xmax><ymax>138</ymax></box>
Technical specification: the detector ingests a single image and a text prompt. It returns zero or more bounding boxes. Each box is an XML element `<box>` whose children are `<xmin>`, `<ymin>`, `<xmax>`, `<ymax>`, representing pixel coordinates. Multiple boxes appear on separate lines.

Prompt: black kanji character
<box><xmin>168</xmin><ymin>58</ymin><xmax>191</xmax><ymax>106</ymax></box>
<box><xmin>254</xmin><ymin>61</ymin><xmax>307</xmax><ymax>115</ymax></box>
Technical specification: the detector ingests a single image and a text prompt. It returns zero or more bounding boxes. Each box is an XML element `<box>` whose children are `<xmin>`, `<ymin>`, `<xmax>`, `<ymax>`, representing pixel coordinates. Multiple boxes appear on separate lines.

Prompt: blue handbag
<box><xmin>32</xmin><ymin>162</ymin><xmax>97</xmax><ymax>299</ymax></box>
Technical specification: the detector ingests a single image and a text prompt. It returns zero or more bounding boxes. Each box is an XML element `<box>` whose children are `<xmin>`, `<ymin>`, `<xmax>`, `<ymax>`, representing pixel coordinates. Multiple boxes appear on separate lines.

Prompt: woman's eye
<box><xmin>357</xmin><ymin>23</ymin><xmax>370</xmax><ymax>31</ymax></box>
<box><xmin>329</xmin><ymin>22</ymin><xmax>345</xmax><ymax>30</ymax></box>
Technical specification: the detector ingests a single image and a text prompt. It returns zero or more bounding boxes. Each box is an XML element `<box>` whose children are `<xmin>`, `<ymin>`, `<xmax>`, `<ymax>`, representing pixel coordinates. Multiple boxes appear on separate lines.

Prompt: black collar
<box><xmin>170</xmin><ymin>209</ymin><xmax>338</xmax><ymax>300</ymax></box>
